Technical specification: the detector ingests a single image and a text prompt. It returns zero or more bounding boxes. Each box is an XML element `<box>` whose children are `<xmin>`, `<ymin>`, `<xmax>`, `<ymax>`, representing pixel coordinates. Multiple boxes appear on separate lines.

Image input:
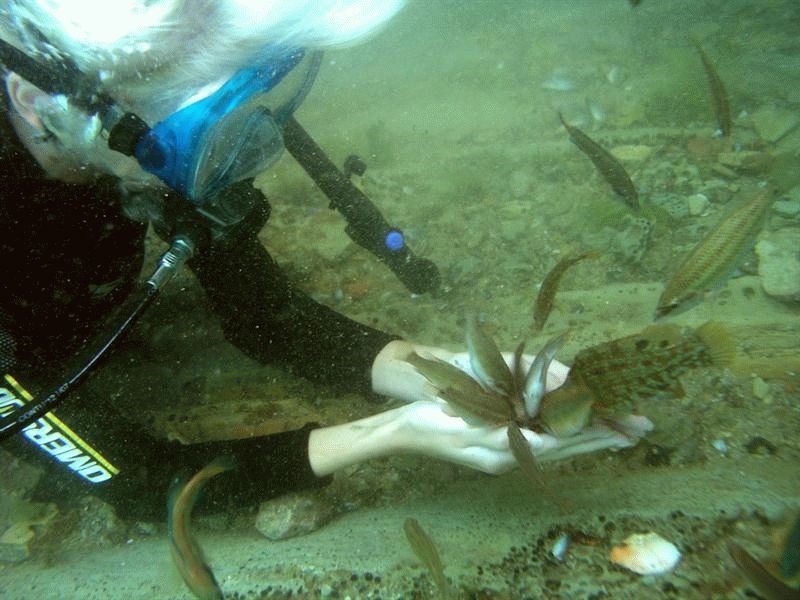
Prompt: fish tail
<box><xmin>696</xmin><ymin>321</ymin><xmax>736</xmax><ymax>367</ymax></box>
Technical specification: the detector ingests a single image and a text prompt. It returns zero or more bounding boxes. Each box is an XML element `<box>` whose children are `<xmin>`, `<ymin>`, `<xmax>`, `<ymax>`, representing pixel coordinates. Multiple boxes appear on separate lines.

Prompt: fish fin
<box><xmin>696</xmin><ymin>321</ymin><xmax>736</xmax><ymax>367</ymax></box>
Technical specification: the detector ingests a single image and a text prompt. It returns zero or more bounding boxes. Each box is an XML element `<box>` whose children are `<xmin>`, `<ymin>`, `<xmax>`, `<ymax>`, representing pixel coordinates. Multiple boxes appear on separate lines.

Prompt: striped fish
<box><xmin>656</xmin><ymin>186</ymin><xmax>777</xmax><ymax>318</ymax></box>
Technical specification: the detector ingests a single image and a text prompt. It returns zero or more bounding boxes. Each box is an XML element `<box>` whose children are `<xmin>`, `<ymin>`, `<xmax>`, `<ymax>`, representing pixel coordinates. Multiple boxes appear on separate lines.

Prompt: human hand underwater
<box><xmin>394</xmin><ymin>400</ymin><xmax>652</xmax><ymax>474</ymax></box>
<box><xmin>369</xmin><ymin>340</ymin><xmax>654</xmax><ymax>474</ymax></box>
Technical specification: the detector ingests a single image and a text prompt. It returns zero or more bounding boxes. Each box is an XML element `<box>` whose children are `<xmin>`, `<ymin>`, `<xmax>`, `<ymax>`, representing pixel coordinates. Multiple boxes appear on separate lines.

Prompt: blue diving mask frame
<box><xmin>117</xmin><ymin>47</ymin><xmax>321</xmax><ymax>229</ymax></box>
<box><xmin>134</xmin><ymin>47</ymin><xmax>313</xmax><ymax>214</ymax></box>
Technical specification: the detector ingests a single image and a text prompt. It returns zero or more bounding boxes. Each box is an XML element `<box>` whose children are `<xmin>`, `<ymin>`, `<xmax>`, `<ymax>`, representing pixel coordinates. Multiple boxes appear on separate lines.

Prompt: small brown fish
<box><xmin>466</xmin><ymin>314</ymin><xmax>514</xmax><ymax>396</ymax></box>
<box><xmin>168</xmin><ymin>456</ymin><xmax>236</xmax><ymax>600</ymax></box>
<box><xmin>534</xmin><ymin>251</ymin><xmax>599</xmax><ymax>331</ymax></box>
<box><xmin>657</xmin><ymin>186</ymin><xmax>777</xmax><ymax>318</ymax></box>
<box><xmin>404</xmin><ymin>518</ymin><xmax>449</xmax><ymax>598</ymax></box>
<box><xmin>559</xmin><ymin>112</ymin><xmax>639</xmax><ymax>210</ymax></box>
<box><xmin>689</xmin><ymin>37</ymin><xmax>732</xmax><ymax>137</ymax></box>
<box><xmin>406</xmin><ymin>352</ymin><xmax>514</xmax><ymax>424</ymax></box>
<box><xmin>539</xmin><ymin>321</ymin><xmax>735</xmax><ymax>436</ymax></box>
<box><xmin>507</xmin><ymin>422</ymin><xmax>545</xmax><ymax>488</ymax></box>
<box><xmin>729</xmin><ymin>543</ymin><xmax>800</xmax><ymax>600</ymax></box>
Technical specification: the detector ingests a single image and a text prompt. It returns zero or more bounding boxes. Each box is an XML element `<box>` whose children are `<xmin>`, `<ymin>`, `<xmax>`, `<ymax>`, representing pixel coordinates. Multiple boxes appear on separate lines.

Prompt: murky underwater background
<box><xmin>1</xmin><ymin>0</ymin><xmax>799</xmax><ymax>598</ymax></box>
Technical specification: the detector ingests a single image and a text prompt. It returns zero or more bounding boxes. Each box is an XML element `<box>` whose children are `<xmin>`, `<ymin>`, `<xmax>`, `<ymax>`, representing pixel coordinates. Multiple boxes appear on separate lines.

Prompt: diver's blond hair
<box><xmin>1</xmin><ymin>0</ymin><xmax>405</xmax><ymax>118</ymax></box>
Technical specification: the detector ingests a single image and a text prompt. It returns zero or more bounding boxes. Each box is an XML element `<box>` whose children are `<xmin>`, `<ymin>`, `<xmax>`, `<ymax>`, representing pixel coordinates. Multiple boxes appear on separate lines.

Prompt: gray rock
<box><xmin>0</xmin><ymin>523</ymin><xmax>35</xmax><ymax>563</ymax></box>
<box><xmin>756</xmin><ymin>228</ymin><xmax>800</xmax><ymax>302</ymax></box>
<box><xmin>687</xmin><ymin>193</ymin><xmax>710</xmax><ymax>216</ymax></box>
<box><xmin>775</xmin><ymin>186</ymin><xmax>800</xmax><ymax>218</ymax></box>
<box><xmin>255</xmin><ymin>493</ymin><xmax>334</xmax><ymax>541</ymax></box>
<box><xmin>752</xmin><ymin>105</ymin><xmax>800</xmax><ymax>143</ymax></box>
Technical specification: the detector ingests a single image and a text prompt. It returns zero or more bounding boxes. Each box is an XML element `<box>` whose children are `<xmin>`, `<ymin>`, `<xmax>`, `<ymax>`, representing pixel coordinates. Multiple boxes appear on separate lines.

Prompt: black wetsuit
<box><xmin>0</xmin><ymin>103</ymin><xmax>396</xmax><ymax>520</ymax></box>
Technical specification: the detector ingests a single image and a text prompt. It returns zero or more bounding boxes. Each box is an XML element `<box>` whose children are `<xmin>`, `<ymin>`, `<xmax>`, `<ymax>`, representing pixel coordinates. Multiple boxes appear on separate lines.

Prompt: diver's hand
<box><xmin>307</xmin><ymin>399</ymin><xmax>653</xmax><ymax>477</ymax></box>
<box><xmin>395</xmin><ymin>401</ymin><xmax>653</xmax><ymax>473</ymax></box>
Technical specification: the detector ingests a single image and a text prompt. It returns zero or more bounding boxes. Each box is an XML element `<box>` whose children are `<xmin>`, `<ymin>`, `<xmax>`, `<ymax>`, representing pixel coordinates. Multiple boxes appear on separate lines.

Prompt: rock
<box><xmin>752</xmin><ymin>376</ymin><xmax>773</xmax><ymax>403</ymax></box>
<box><xmin>60</xmin><ymin>496</ymin><xmax>125</xmax><ymax>550</ymax></box>
<box><xmin>0</xmin><ymin>523</ymin><xmax>35</xmax><ymax>563</ymax></box>
<box><xmin>687</xmin><ymin>193</ymin><xmax>710</xmax><ymax>216</ymax></box>
<box><xmin>775</xmin><ymin>186</ymin><xmax>800</xmax><ymax>218</ymax></box>
<box><xmin>255</xmin><ymin>493</ymin><xmax>334</xmax><ymax>541</ymax></box>
<box><xmin>752</xmin><ymin>105</ymin><xmax>800</xmax><ymax>143</ymax></box>
<box><xmin>717</xmin><ymin>150</ymin><xmax>772</xmax><ymax>175</ymax></box>
<box><xmin>611</xmin><ymin>144</ymin><xmax>654</xmax><ymax>162</ymax></box>
<box><xmin>755</xmin><ymin>228</ymin><xmax>800</xmax><ymax>302</ymax></box>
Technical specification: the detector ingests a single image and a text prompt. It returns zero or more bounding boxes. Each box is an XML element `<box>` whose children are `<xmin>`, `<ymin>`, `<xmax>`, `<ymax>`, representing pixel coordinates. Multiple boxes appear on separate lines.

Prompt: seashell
<box><xmin>542</xmin><ymin>75</ymin><xmax>576</xmax><ymax>92</ymax></box>
<box><xmin>610</xmin><ymin>532</ymin><xmax>681</xmax><ymax>575</ymax></box>
<box><xmin>551</xmin><ymin>532</ymin><xmax>570</xmax><ymax>561</ymax></box>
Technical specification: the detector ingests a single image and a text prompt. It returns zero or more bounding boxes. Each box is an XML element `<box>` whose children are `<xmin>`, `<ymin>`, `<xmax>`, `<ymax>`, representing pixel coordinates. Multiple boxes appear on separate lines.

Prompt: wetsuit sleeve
<box><xmin>6</xmin><ymin>386</ymin><xmax>329</xmax><ymax>521</ymax></box>
<box><xmin>188</xmin><ymin>205</ymin><xmax>399</xmax><ymax>396</ymax></box>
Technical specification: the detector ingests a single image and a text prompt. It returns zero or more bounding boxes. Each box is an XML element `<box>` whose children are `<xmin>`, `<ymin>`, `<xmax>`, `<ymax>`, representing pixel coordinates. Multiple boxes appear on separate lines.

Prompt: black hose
<box><xmin>0</xmin><ymin>237</ymin><xmax>194</xmax><ymax>443</ymax></box>
<box><xmin>0</xmin><ymin>284</ymin><xmax>157</xmax><ymax>442</ymax></box>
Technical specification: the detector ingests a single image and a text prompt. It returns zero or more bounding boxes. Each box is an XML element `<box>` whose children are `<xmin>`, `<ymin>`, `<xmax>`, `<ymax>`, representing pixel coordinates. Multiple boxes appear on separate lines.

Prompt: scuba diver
<box><xmin>0</xmin><ymin>1</ymin><xmax>642</xmax><ymax>521</ymax></box>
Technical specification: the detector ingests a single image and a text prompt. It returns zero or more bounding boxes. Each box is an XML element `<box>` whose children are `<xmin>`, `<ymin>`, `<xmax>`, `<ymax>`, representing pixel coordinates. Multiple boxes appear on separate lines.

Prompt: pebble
<box><xmin>0</xmin><ymin>524</ymin><xmax>35</xmax><ymax>563</ymax></box>
<box><xmin>711</xmin><ymin>439</ymin><xmax>729</xmax><ymax>455</ymax></box>
<box><xmin>752</xmin><ymin>376</ymin><xmax>773</xmax><ymax>403</ymax></box>
<box><xmin>687</xmin><ymin>193</ymin><xmax>710</xmax><ymax>216</ymax></box>
<box><xmin>611</xmin><ymin>144</ymin><xmax>653</xmax><ymax>162</ymax></box>
<box><xmin>606</xmin><ymin>65</ymin><xmax>627</xmax><ymax>85</ymax></box>
<box><xmin>255</xmin><ymin>493</ymin><xmax>334</xmax><ymax>540</ymax></box>
<box><xmin>775</xmin><ymin>185</ymin><xmax>800</xmax><ymax>217</ymax></box>
<box><xmin>717</xmin><ymin>150</ymin><xmax>772</xmax><ymax>174</ymax></box>
<box><xmin>752</xmin><ymin>105</ymin><xmax>800</xmax><ymax>143</ymax></box>
<box><xmin>755</xmin><ymin>228</ymin><xmax>800</xmax><ymax>302</ymax></box>
<box><xmin>542</xmin><ymin>76</ymin><xmax>575</xmax><ymax>91</ymax></box>
<box><xmin>551</xmin><ymin>532</ymin><xmax>570</xmax><ymax>561</ymax></box>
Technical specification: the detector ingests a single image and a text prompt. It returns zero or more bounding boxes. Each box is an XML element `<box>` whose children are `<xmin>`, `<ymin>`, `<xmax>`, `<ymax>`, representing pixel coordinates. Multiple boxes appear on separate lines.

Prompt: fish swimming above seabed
<box><xmin>729</xmin><ymin>542</ymin><xmax>800</xmax><ymax>600</ymax></box>
<box><xmin>689</xmin><ymin>36</ymin><xmax>732</xmax><ymax>137</ymax></box>
<box><xmin>558</xmin><ymin>112</ymin><xmax>640</xmax><ymax>210</ymax></box>
<box><xmin>168</xmin><ymin>456</ymin><xmax>236</xmax><ymax>600</ymax></box>
<box><xmin>533</xmin><ymin>250</ymin><xmax>600</xmax><ymax>332</ymax></box>
<box><xmin>656</xmin><ymin>186</ymin><xmax>778</xmax><ymax>318</ymax></box>
<box><xmin>538</xmin><ymin>321</ymin><xmax>735</xmax><ymax>437</ymax></box>
<box><xmin>404</xmin><ymin>517</ymin><xmax>449</xmax><ymax>598</ymax></box>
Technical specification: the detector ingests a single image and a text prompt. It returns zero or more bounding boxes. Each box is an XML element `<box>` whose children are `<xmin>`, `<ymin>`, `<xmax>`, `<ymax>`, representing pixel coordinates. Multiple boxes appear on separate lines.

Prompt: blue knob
<box><xmin>385</xmin><ymin>229</ymin><xmax>404</xmax><ymax>252</ymax></box>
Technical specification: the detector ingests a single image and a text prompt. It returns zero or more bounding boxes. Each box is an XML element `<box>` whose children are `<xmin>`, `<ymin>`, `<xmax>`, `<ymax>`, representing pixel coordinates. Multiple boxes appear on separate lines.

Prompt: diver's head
<box><xmin>1</xmin><ymin>0</ymin><xmax>405</xmax><ymax>191</ymax></box>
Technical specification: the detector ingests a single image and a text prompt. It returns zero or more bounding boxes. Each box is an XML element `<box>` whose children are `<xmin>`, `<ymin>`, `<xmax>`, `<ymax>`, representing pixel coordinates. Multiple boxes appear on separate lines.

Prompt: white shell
<box><xmin>551</xmin><ymin>532</ymin><xmax>570</xmax><ymax>561</ymax></box>
<box><xmin>609</xmin><ymin>532</ymin><xmax>681</xmax><ymax>575</ymax></box>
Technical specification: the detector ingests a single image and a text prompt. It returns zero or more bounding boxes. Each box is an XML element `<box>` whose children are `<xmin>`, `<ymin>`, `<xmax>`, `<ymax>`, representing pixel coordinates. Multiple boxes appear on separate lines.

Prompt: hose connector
<box><xmin>147</xmin><ymin>236</ymin><xmax>195</xmax><ymax>291</ymax></box>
